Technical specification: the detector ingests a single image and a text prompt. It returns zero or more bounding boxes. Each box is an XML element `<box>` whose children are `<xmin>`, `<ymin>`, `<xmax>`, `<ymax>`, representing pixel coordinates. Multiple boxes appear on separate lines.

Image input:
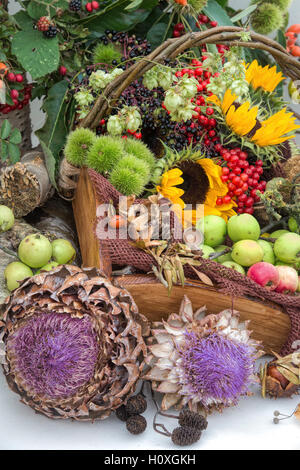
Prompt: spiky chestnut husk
<box><xmin>171</xmin><ymin>426</ymin><xmax>201</xmax><ymax>446</ymax></box>
<box><xmin>123</xmin><ymin>138</ymin><xmax>156</xmax><ymax>171</ymax></box>
<box><xmin>252</xmin><ymin>0</ymin><xmax>292</xmax><ymax>11</ymax></box>
<box><xmin>109</xmin><ymin>167</ymin><xmax>145</xmax><ymax>196</ymax></box>
<box><xmin>86</xmin><ymin>136</ymin><xmax>124</xmax><ymax>173</ymax></box>
<box><xmin>142</xmin><ymin>296</ymin><xmax>261</xmax><ymax>413</ymax></box>
<box><xmin>64</xmin><ymin>128</ymin><xmax>97</xmax><ymax>167</ymax></box>
<box><xmin>0</xmin><ymin>265</ymin><xmax>149</xmax><ymax>420</ymax></box>
<box><xmin>126</xmin><ymin>414</ymin><xmax>147</xmax><ymax>434</ymax></box>
<box><xmin>251</xmin><ymin>3</ymin><xmax>284</xmax><ymax>34</ymax></box>
<box><xmin>116</xmin><ymin>154</ymin><xmax>151</xmax><ymax>185</ymax></box>
<box><xmin>93</xmin><ymin>43</ymin><xmax>122</xmax><ymax>66</ymax></box>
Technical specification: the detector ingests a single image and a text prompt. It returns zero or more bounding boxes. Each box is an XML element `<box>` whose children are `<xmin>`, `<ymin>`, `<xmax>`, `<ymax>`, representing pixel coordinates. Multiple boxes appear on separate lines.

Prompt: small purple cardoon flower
<box><xmin>7</xmin><ymin>312</ymin><xmax>99</xmax><ymax>400</ymax></box>
<box><xmin>179</xmin><ymin>331</ymin><xmax>256</xmax><ymax>407</ymax></box>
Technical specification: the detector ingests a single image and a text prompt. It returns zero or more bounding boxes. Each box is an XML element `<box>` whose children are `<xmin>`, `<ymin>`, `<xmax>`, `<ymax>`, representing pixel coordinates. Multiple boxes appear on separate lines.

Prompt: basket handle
<box><xmin>80</xmin><ymin>26</ymin><xmax>300</xmax><ymax>129</ymax></box>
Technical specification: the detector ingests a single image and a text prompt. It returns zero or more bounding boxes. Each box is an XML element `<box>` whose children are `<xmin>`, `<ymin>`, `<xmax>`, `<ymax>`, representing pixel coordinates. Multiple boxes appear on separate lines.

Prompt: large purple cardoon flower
<box><xmin>179</xmin><ymin>331</ymin><xmax>256</xmax><ymax>407</ymax></box>
<box><xmin>6</xmin><ymin>312</ymin><xmax>99</xmax><ymax>400</ymax></box>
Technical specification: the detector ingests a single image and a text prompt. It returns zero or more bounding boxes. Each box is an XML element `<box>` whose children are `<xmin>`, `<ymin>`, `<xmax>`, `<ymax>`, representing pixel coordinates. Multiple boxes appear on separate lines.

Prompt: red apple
<box><xmin>275</xmin><ymin>266</ymin><xmax>299</xmax><ymax>294</ymax></box>
<box><xmin>247</xmin><ymin>262</ymin><xmax>279</xmax><ymax>290</ymax></box>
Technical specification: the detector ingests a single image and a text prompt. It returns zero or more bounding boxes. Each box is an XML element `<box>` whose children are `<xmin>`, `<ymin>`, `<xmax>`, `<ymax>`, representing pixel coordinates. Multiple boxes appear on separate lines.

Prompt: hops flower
<box><xmin>107</xmin><ymin>115</ymin><xmax>125</xmax><ymax>136</ymax></box>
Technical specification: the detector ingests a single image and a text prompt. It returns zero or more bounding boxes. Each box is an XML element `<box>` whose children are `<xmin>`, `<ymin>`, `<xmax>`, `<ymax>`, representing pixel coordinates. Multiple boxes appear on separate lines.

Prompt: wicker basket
<box><xmin>71</xmin><ymin>27</ymin><xmax>300</xmax><ymax>354</ymax></box>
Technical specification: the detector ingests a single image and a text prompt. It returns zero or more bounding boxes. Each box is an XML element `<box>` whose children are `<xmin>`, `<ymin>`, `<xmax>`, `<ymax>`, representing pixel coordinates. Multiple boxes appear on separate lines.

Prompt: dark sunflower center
<box><xmin>177</xmin><ymin>161</ymin><xmax>209</xmax><ymax>206</ymax></box>
<box><xmin>6</xmin><ymin>312</ymin><xmax>99</xmax><ymax>400</ymax></box>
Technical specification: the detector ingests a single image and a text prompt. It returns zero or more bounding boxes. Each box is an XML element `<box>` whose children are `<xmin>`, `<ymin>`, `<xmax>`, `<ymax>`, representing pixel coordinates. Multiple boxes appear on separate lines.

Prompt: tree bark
<box><xmin>0</xmin><ymin>151</ymin><xmax>53</xmax><ymax>217</ymax></box>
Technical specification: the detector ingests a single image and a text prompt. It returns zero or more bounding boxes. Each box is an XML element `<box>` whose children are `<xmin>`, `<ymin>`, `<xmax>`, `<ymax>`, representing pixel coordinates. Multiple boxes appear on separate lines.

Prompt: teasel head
<box><xmin>142</xmin><ymin>296</ymin><xmax>262</xmax><ymax>413</ymax></box>
<box><xmin>0</xmin><ymin>265</ymin><xmax>149</xmax><ymax>420</ymax></box>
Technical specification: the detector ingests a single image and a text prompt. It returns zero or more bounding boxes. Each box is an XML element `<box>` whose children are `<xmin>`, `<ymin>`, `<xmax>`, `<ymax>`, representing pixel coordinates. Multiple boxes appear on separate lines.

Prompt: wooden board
<box><xmin>117</xmin><ymin>276</ymin><xmax>290</xmax><ymax>353</ymax></box>
<box><xmin>73</xmin><ymin>168</ymin><xmax>291</xmax><ymax>352</ymax></box>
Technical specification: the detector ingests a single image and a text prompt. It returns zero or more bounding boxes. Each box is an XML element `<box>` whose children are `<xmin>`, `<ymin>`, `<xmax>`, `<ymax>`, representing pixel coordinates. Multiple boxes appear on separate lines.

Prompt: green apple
<box><xmin>222</xmin><ymin>261</ymin><xmax>245</xmax><ymax>275</ymax></box>
<box><xmin>51</xmin><ymin>239</ymin><xmax>76</xmax><ymax>264</ymax></box>
<box><xmin>214</xmin><ymin>244</ymin><xmax>232</xmax><ymax>263</ymax></box>
<box><xmin>271</xmin><ymin>229</ymin><xmax>290</xmax><ymax>238</ymax></box>
<box><xmin>257</xmin><ymin>239</ymin><xmax>275</xmax><ymax>264</ymax></box>
<box><xmin>18</xmin><ymin>233</ymin><xmax>52</xmax><ymax>268</ymax></box>
<box><xmin>288</xmin><ymin>217</ymin><xmax>299</xmax><ymax>233</ymax></box>
<box><xmin>231</xmin><ymin>240</ymin><xmax>264</xmax><ymax>267</ymax></box>
<box><xmin>227</xmin><ymin>214</ymin><xmax>260</xmax><ymax>242</ymax></box>
<box><xmin>36</xmin><ymin>261</ymin><xmax>59</xmax><ymax>274</ymax></box>
<box><xmin>197</xmin><ymin>215</ymin><xmax>227</xmax><ymax>248</ymax></box>
<box><xmin>4</xmin><ymin>262</ymin><xmax>33</xmax><ymax>291</ymax></box>
<box><xmin>199</xmin><ymin>245</ymin><xmax>215</xmax><ymax>259</ymax></box>
<box><xmin>0</xmin><ymin>205</ymin><xmax>14</xmax><ymax>232</ymax></box>
<box><xmin>274</xmin><ymin>232</ymin><xmax>300</xmax><ymax>264</ymax></box>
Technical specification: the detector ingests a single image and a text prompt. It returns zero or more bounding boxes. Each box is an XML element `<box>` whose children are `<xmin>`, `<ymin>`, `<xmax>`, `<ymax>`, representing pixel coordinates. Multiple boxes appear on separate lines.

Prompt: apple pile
<box><xmin>197</xmin><ymin>214</ymin><xmax>300</xmax><ymax>295</ymax></box>
<box><xmin>0</xmin><ymin>206</ymin><xmax>76</xmax><ymax>291</ymax></box>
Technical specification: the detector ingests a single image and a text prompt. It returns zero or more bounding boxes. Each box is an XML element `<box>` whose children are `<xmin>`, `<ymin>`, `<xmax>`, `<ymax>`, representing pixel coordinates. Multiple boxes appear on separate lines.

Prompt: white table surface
<box><xmin>2</xmin><ymin>0</ymin><xmax>300</xmax><ymax>452</ymax></box>
<box><xmin>1</xmin><ymin>363</ymin><xmax>300</xmax><ymax>450</ymax></box>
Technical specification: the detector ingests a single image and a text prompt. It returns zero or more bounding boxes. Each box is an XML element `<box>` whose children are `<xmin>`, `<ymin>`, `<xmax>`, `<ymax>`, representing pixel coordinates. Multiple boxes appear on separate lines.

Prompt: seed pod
<box><xmin>171</xmin><ymin>426</ymin><xmax>201</xmax><ymax>446</ymax></box>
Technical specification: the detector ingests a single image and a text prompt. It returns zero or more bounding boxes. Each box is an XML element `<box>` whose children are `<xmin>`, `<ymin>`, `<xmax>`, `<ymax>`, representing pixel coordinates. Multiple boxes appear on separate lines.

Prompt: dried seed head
<box><xmin>178</xmin><ymin>410</ymin><xmax>208</xmax><ymax>431</ymax></box>
<box><xmin>171</xmin><ymin>426</ymin><xmax>202</xmax><ymax>446</ymax></box>
<box><xmin>126</xmin><ymin>394</ymin><xmax>147</xmax><ymax>415</ymax></box>
<box><xmin>126</xmin><ymin>415</ymin><xmax>147</xmax><ymax>435</ymax></box>
<box><xmin>116</xmin><ymin>405</ymin><xmax>129</xmax><ymax>422</ymax></box>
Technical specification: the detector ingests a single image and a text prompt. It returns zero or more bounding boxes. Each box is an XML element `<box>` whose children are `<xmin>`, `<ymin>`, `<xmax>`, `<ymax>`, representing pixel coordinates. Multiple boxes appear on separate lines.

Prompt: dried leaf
<box><xmin>294</xmin><ymin>403</ymin><xmax>300</xmax><ymax>421</ymax></box>
<box><xmin>188</xmin><ymin>265</ymin><xmax>214</xmax><ymax>286</ymax></box>
<box><xmin>277</xmin><ymin>366</ymin><xmax>300</xmax><ymax>386</ymax></box>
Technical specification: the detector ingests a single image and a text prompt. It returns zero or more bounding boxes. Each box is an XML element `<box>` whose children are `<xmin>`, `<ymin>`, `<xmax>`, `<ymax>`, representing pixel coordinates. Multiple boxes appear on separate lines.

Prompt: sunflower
<box><xmin>156</xmin><ymin>168</ymin><xmax>185</xmax><ymax>208</ymax></box>
<box><xmin>157</xmin><ymin>159</ymin><xmax>236</xmax><ymax>226</ymax></box>
<box><xmin>208</xmin><ymin>90</ymin><xmax>258</xmax><ymax>137</ymax></box>
<box><xmin>252</xmin><ymin>108</ymin><xmax>300</xmax><ymax>146</ymax></box>
<box><xmin>245</xmin><ymin>60</ymin><xmax>285</xmax><ymax>93</ymax></box>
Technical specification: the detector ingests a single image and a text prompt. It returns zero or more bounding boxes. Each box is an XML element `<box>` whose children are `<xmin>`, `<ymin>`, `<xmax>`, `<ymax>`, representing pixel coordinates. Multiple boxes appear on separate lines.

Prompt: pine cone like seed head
<box><xmin>116</xmin><ymin>405</ymin><xmax>129</xmax><ymax>422</ymax></box>
<box><xmin>178</xmin><ymin>410</ymin><xmax>208</xmax><ymax>431</ymax></box>
<box><xmin>171</xmin><ymin>426</ymin><xmax>202</xmax><ymax>446</ymax></box>
<box><xmin>126</xmin><ymin>394</ymin><xmax>147</xmax><ymax>415</ymax></box>
<box><xmin>126</xmin><ymin>415</ymin><xmax>147</xmax><ymax>434</ymax></box>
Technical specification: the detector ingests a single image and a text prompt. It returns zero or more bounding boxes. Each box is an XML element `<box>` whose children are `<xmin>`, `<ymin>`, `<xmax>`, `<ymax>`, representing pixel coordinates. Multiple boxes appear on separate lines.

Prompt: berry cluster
<box><xmin>69</xmin><ymin>0</ymin><xmax>81</xmax><ymax>11</ymax></box>
<box><xmin>98</xmin><ymin>30</ymin><xmax>152</xmax><ymax>63</ymax></box>
<box><xmin>217</xmin><ymin>147</ymin><xmax>266</xmax><ymax>214</ymax></box>
<box><xmin>36</xmin><ymin>16</ymin><xmax>57</xmax><ymax>38</ymax></box>
<box><xmin>0</xmin><ymin>72</ymin><xmax>32</xmax><ymax>115</ymax></box>
<box><xmin>85</xmin><ymin>1</ymin><xmax>99</xmax><ymax>12</ymax></box>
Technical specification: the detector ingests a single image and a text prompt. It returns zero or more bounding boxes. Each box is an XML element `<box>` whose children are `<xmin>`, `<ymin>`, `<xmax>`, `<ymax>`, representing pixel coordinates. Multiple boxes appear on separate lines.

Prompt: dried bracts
<box><xmin>143</xmin><ymin>296</ymin><xmax>261</xmax><ymax>413</ymax></box>
<box><xmin>0</xmin><ymin>265</ymin><xmax>149</xmax><ymax>420</ymax></box>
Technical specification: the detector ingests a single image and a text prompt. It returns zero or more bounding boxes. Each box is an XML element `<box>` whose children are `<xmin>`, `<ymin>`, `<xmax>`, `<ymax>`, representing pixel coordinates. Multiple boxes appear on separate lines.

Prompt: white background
<box><xmin>1</xmin><ymin>0</ymin><xmax>300</xmax><ymax>451</ymax></box>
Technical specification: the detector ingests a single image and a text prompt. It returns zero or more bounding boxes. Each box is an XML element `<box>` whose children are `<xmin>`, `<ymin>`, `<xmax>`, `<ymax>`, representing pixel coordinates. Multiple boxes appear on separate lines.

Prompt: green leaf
<box><xmin>203</xmin><ymin>0</ymin><xmax>233</xmax><ymax>26</ymax></box>
<box><xmin>9</xmin><ymin>128</ymin><xmax>22</xmax><ymax>145</ymax></box>
<box><xmin>8</xmin><ymin>143</ymin><xmax>21</xmax><ymax>164</ymax></box>
<box><xmin>277</xmin><ymin>29</ymin><xmax>287</xmax><ymax>49</ymax></box>
<box><xmin>11</xmin><ymin>31</ymin><xmax>60</xmax><ymax>80</ymax></box>
<box><xmin>27</xmin><ymin>0</ymin><xmax>68</xmax><ymax>19</ymax></box>
<box><xmin>36</xmin><ymin>80</ymin><xmax>69</xmax><ymax>182</ymax></box>
<box><xmin>1</xmin><ymin>141</ymin><xmax>8</xmax><ymax>161</ymax></box>
<box><xmin>13</xmin><ymin>10</ymin><xmax>35</xmax><ymax>30</ymax></box>
<box><xmin>231</xmin><ymin>5</ymin><xmax>257</xmax><ymax>23</ymax></box>
<box><xmin>125</xmin><ymin>0</ymin><xmax>143</xmax><ymax>10</ymax></box>
<box><xmin>1</xmin><ymin>120</ymin><xmax>11</xmax><ymax>140</ymax></box>
<box><xmin>146</xmin><ymin>22</ymin><xmax>169</xmax><ymax>49</ymax></box>
<box><xmin>81</xmin><ymin>3</ymin><xmax>151</xmax><ymax>33</ymax></box>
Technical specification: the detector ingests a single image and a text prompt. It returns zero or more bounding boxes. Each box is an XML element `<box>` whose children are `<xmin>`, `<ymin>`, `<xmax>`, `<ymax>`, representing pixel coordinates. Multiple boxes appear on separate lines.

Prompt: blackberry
<box><xmin>36</xmin><ymin>16</ymin><xmax>51</xmax><ymax>32</ymax></box>
<box><xmin>69</xmin><ymin>0</ymin><xmax>81</xmax><ymax>11</ymax></box>
<box><xmin>43</xmin><ymin>25</ymin><xmax>57</xmax><ymax>38</ymax></box>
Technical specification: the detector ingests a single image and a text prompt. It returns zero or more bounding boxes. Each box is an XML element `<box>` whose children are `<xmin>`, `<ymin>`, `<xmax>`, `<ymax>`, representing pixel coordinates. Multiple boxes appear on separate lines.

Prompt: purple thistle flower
<box><xmin>6</xmin><ymin>312</ymin><xmax>99</xmax><ymax>400</ymax></box>
<box><xmin>179</xmin><ymin>331</ymin><xmax>256</xmax><ymax>407</ymax></box>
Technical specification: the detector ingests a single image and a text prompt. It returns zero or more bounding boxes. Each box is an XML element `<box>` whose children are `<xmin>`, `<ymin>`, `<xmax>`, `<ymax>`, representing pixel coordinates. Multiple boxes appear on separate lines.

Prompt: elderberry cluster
<box><xmin>99</xmin><ymin>31</ymin><xmax>152</xmax><ymax>69</ymax></box>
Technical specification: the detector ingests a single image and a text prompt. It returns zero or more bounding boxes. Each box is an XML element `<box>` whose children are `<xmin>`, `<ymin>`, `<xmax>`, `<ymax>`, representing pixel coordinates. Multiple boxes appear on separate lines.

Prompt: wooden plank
<box><xmin>72</xmin><ymin>168</ymin><xmax>101</xmax><ymax>269</ymax></box>
<box><xmin>118</xmin><ymin>276</ymin><xmax>290</xmax><ymax>352</ymax></box>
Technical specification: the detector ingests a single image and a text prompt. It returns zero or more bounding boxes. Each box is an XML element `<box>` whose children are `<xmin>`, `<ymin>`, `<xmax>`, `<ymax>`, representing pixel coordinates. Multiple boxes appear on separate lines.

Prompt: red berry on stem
<box><xmin>91</xmin><ymin>1</ymin><xmax>99</xmax><ymax>9</ymax></box>
<box><xmin>15</xmin><ymin>74</ymin><xmax>23</xmax><ymax>83</ymax></box>
<box><xmin>7</xmin><ymin>72</ymin><xmax>15</xmax><ymax>82</ymax></box>
<box><xmin>10</xmin><ymin>89</ymin><xmax>19</xmax><ymax>99</ymax></box>
<box><xmin>86</xmin><ymin>2</ymin><xmax>93</xmax><ymax>12</ymax></box>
